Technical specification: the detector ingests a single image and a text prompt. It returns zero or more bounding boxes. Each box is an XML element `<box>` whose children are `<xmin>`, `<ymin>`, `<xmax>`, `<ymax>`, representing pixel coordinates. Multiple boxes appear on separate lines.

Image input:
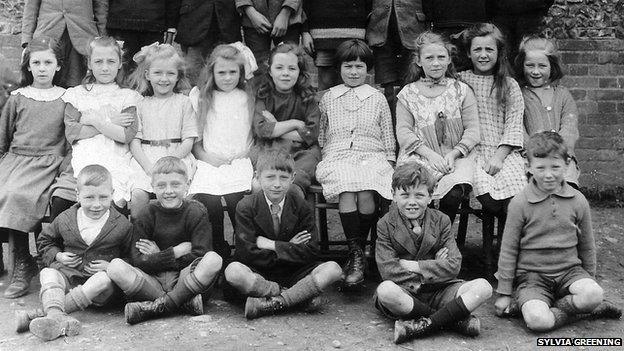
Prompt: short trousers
<box><xmin>129</xmin><ymin>257</ymin><xmax>202</xmax><ymax>301</ymax></box>
<box><xmin>514</xmin><ymin>266</ymin><xmax>593</xmax><ymax>307</ymax></box>
<box><xmin>58</xmin><ymin>269</ymin><xmax>122</xmax><ymax>306</ymax></box>
<box><xmin>314</xmin><ymin>49</ymin><xmax>336</xmax><ymax>67</ymax></box>
<box><xmin>374</xmin><ymin>281</ymin><xmax>464</xmax><ymax>319</ymax></box>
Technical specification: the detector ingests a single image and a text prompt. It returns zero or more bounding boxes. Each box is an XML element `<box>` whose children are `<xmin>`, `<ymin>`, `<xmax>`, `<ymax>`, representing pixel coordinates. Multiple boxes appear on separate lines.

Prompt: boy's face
<box><xmin>528</xmin><ymin>154</ymin><xmax>568</xmax><ymax>193</ymax></box>
<box><xmin>392</xmin><ymin>183</ymin><xmax>432</xmax><ymax>221</ymax></box>
<box><xmin>151</xmin><ymin>172</ymin><xmax>188</xmax><ymax>209</ymax></box>
<box><xmin>257</xmin><ymin>168</ymin><xmax>294</xmax><ymax>204</ymax></box>
<box><xmin>77</xmin><ymin>181</ymin><xmax>113</xmax><ymax>220</ymax></box>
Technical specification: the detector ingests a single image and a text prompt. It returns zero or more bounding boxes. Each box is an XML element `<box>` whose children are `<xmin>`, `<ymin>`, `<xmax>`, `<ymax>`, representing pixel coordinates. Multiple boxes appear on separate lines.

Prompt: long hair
<box><xmin>405</xmin><ymin>31</ymin><xmax>459</xmax><ymax>84</ymax></box>
<box><xmin>462</xmin><ymin>23</ymin><xmax>512</xmax><ymax>105</ymax></box>
<box><xmin>256</xmin><ymin>42</ymin><xmax>315</xmax><ymax>103</ymax></box>
<box><xmin>20</xmin><ymin>36</ymin><xmax>63</xmax><ymax>88</ymax></box>
<box><xmin>514</xmin><ymin>35</ymin><xmax>564</xmax><ymax>86</ymax></box>
<box><xmin>81</xmin><ymin>36</ymin><xmax>124</xmax><ymax>88</ymax></box>
<box><xmin>196</xmin><ymin>44</ymin><xmax>248</xmax><ymax>133</ymax></box>
<box><xmin>128</xmin><ymin>43</ymin><xmax>191</xmax><ymax>96</ymax></box>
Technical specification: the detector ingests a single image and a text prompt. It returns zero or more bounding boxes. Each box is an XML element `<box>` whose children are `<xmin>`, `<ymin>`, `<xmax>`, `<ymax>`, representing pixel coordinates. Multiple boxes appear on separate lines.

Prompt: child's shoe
<box><xmin>343</xmin><ymin>239</ymin><xmax>365</xmax><ymax>287</ymax></box>
<box><xmin>393</xmin><ymin>317</ymin><xmax>434</xmax><ymax>344</ymax></box>
<box><xmin>29</xmin><ymin>312</ymin><xmax>81</xmax><ymax>341</ymax></box>
<box><xmin>500</xmin><ymin>299</ymin><xmax>520</xmax><ymax>318</ymax></box>
<box><xmin>125</xmin><ymin>296</ymin><xmax>173</xmax><ymax>325</ymax></box>
<box><xmin>244</xmin><ymin>296</ymin><xmax>287</xmax><ymax>319</ymax></box>
<box><xmin>451</xmin><ymin>314</ymin><xmax>481</xmax><ymax>337</ymax></box>
<box><xmin>14</xmin><ymin>308</ymin><xmax>44</xmax><ymax>333</ymax></box>
<box><xmin>179</xmin><ymin>294</ymin><xmax>203</xmax><ymax>316</ymax></box>
<box><xmin>3</xmin><ymin>246</ymin><xmax>37</xmax><ymax>299</ymax></box>
<box><xmin>589</xmin><ymin>300</ymin><xmax>622</xmax><ymax>320</ymax></box>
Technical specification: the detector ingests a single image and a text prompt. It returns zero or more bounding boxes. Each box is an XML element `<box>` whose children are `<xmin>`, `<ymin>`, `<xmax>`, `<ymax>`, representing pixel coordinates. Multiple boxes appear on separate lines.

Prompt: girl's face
<box><xmin>416</xmin><ymin>43</ymin><xmax>450</xmax><ymax>80</ymax></box>
<box><xmin>340</xmin><ymin>59</ymin><xmax>367</xmax><ymax>88</ymax></box>
<box><xmin>28</xmin><ymin>49</ymin><xmax>60</xmax><ymax>89</ymax></box>
<box><xmin>269</xmin><ymin>52</ymin><xmax>299</xmax><ymax>93</ymax></box>
<box><xmin>146</xmin><ymin>57</ymin><xmax>178</xmax><ymax>98</ymax></box>
<box><xmin>469</xmin><ymin>35</ymin><xmax>498</xmax><ymax>75</ymax></box>
<box><xmin>89</xmin><ymin>46</ymin><xmax>122</xmax><ymax>85</ymax></box>
<box><xmin>213</xmin><ymin>57</ymin><xmax>240</xmax><ymax>93</ymax></box>
<box><xmin>523</xmin><ymin>50</ymin><xmax>551</xmax><ymax>88</ymax></box>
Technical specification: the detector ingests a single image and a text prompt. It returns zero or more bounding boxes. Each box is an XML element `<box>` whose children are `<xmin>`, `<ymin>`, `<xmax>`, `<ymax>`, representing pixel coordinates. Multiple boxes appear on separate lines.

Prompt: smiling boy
<box><xmin>224</xmin><ymin>150</ymin><xmax>342</xmax><ymax>319</ymax></box>
<box><xmin>17</xmin><ymin>165</ymin><xmax>133</xmax><ymax>341</ymax></box>
<box><xmin>495</xmin><ymin>131</ymin><xmax>621</xmax><ymax>331</ymax></box>
<box><xmin>374</xmin><ymin>162</ymin><xmax>492</xmax><ymax>344</ymax></box>
<box><xmin>106</xmin><ymin>156</ymin><xmax>222</xmax><ymax>324</ymax></box>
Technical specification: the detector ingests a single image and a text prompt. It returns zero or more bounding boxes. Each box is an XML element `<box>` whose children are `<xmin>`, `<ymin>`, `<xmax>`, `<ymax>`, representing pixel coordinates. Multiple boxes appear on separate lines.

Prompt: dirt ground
<box><xmin>1</xmin><ymin>205</ymin><xmax>623</xmax><ymax>351</ymax></box>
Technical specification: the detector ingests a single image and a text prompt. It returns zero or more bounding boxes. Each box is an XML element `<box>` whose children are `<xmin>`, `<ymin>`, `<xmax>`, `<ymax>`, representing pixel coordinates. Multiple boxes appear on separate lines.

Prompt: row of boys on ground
<box><xmin>1</xmin><ymin>24</ymin><xmax>621</xmax><ymax>344</ymax></box>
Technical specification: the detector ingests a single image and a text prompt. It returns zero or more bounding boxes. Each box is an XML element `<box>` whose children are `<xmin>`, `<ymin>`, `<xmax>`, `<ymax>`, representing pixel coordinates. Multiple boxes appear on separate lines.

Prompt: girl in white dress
<box><xmin>189</xmin><ymin>44</ymin><xmax>255</xmax><ymax>258</ymax></box>
<box><xmin>127</xmin><ymin>43</ymin><xmax>197</xmax><ymax>217</ymax></box>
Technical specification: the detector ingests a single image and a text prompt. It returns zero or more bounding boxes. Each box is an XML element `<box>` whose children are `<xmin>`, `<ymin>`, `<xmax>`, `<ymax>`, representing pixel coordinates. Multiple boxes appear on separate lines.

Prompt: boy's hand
<box><xmin>173</xmin><ymin>242</ymin><xmax>192</xmax><ymax>258</ymax></box>
<box><xmin>136</xmin><ymin>239</ymin><xmax>161</xmax><ymax>255</ymax></box>
<box><xmin>271</xmin><ymin>9</ymin><xmax>291</xmax><ymax>37</ymax></box>
<box><xmin>302</xmin><ymin>32</ymin><xmax>315</xmax><ymax>55</ymax></box>
<box><xmin>494</xmin><ymin>295</ymin><xmax>512</xmax><ymax>316</ymax></box>
<box><xmin>256</xmin><ymin>236</ymin><xmax>276</xmax><ymax>251</ymax></box>
<box><xmin>289</xmin><ymin>230</ymin><xmax>312</xmax><ymax>244</ymax></box>
<box><xmin>55</xmin><ymin>252</ymin><xmax>82</xmax><ymax>268</ymax></box>
<box><xmin>398</xmin><ymin>259</ymin><xmax>420</xmax><ymax>273</ymax></box>
<box><xmin>246</xmin><ymin>7</ymin><xmax>272</xmax><ymax>34</ymax></box>
<box><xmin>435</xmin><ymin>247</ymin><xmax>449</xmax><ymax>260</ymax></box>
<box><xmin>84</xmin><ymin>260</ymin><xmax>109</xmax><ymax>274</ymax></box>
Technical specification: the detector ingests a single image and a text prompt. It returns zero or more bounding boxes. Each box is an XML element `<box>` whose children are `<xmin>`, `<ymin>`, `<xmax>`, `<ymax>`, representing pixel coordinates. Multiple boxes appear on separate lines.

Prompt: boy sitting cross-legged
<box><xmin>374</xmin><ymin>162</ymin><xmax>493</xmax><ymax>344</ymax></box>
<box><xmin>15</xmin><ymin>165</ymin><xmax>133</xmax><ymax>341</ymax></box>
<box><xmin>106</xmin><ymin>156</ymin><xmax>222</xmax><ymax>324</ymax></box>
<box><xmin>494</xmin><ymin>131</ymin><xmax>621</xmax><ymax>331</ymax></box>
<box><xmin>224</xmin><ymin>150</ymin><xmax>343</xmax><ymax>319</ymax></box>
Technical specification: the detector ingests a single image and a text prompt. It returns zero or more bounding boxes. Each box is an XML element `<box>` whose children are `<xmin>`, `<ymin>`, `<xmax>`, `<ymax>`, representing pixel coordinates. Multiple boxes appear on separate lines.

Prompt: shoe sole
<box><xmin>125</xmin><ymin>304</ymin><xmax>140</xmax><ymax>325</ymax></box>
<box><xmin>29</xmin><ymin>317</ymin><xmax>63</xmax><ymax>341</ymax></box>
<box><xmin>393</xmin><ymin>320</ymin><xmax>405</xmax><ymax>344</ymax></box>
<box><xmin>15</xmin><ymin>310</ymin><xmax>31</xmax><ymax>333</ymax></box>
<box><xmin>244</xmin><ymin>298</ymin><xmax>256</xmax><ymax>320</ymax></box>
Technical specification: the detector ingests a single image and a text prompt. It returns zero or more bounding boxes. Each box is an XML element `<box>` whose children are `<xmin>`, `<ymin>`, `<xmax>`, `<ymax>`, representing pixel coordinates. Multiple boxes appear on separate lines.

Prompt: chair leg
<box><xmin>456</xmin><ymin>197</ymin><xmax>470</xmax><ymax>249</ymax></box>
<box><xmin>482</xmin><ymin>213</ymin><xmax>495</xmax><ymax>276</ymax></box>
<box><xmin>317</xmin><ymin>195</ymin><xmax>329</xmax><ymax>253</ymax></box>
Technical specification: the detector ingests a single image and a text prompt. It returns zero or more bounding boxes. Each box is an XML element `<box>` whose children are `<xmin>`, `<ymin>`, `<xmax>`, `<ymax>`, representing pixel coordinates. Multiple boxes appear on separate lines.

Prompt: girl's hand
<box><xmin>484</xmin><ymin>154</ymin><xmax>504</xmax><ymax>176</ymax></box>
<box><xmin>427</xmin><ymin>152</ymin><xmax>449</xmax><ymax>174</ymax></box>
<box><xmin>262</xmin><ymin>110</ymin><xmax>278</xmax><ymax>122</ymax></box>
<box><xmin>271</xmin><ymin>10</ymin><xmax>290</xmax><ymax>37</ymax></box>
<box><xmin>80</xmin><ymin>110</ymin><xmax>99</xmax><ymax>126</ymax></box>
<box><xmin>110</xmin><ymin>112</ymin><xmax>135</xmax><ymax>127</ymax></box>
<box><xmin>84</xmin><ymin>260</ymin><xmax>109</xmax><ymax>274</ymax></box>
<box><xmin>246</xmin><ymin>8</ymin><xmax>272</xmax><ymax>34</ymax></box>
<box><xmin>289</xmin><ymin>230</ymin><xmax>312</xmax><ymax>244</ymax></box>
<box><xmin>135</xmin><ymin>239</ymin><xmax>161</xmax><ymax>255</ymax></box>
<box><xmin>444</xmin><ymin>150</ymin><xmax>461</xmax><ymax>173</ymax></box>
<box><xmin>55</xmin><ymin>252</ymin><xmax>82</xmax><ymax>268</ymax></box>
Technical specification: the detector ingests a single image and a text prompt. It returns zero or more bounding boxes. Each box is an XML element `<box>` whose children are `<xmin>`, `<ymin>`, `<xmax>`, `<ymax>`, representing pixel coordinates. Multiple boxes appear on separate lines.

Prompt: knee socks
<box><xmin>65</xmin><ymin>286</ymin><xmax>92</xmax><ymax>314</ymax></box>
<box><xmin>166</xmin><ymin>270</ymin><xmax>215</xmax><ymax>309</ymax></box>
<box><xmin>407</xmin><ymin>297</ymin><xmax>434</xmax><ymax>319</ymax></box>
<box><xmin>428</xmin><ymin>297</ymin><xmax>470</xmax><ymax>329</ymax></box>
<box><xmin>40</xmin><ymin>282</ymin><xmax>65</xmax><ymax>315</ymax></box>
<box><xmin>339</xmin><ymin>211</ymin><xmax>360</xmax><ymax>241</ymax></box>
<box><xmin>281</xmin><ymin>275</ymin><xmax>322</xmax><ymax>308</ymax></box>
<box><xmin>247</xmin><ymin>274</ymin><xmax>281</xmax><ymax>297</ymax></box>
<box><xmin>358</xmin><ymin>212</ymin><xmax>377</xmax><ymax>248</ymax></box>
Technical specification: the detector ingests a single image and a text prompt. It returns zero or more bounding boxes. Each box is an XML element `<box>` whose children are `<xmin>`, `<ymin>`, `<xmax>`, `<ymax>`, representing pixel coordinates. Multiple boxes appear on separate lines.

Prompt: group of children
<box><xmin>0</xmin><ymin>11</ymin><xmax>621</xmax><ymax>345</ymax></box>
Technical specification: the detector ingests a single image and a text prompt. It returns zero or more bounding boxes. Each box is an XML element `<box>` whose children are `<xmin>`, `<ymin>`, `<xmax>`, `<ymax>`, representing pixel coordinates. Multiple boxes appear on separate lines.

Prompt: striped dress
<box><xmin>460</xmin><ymin>71</ymin><xmax>527</xmax><ymax>200</ymax></box>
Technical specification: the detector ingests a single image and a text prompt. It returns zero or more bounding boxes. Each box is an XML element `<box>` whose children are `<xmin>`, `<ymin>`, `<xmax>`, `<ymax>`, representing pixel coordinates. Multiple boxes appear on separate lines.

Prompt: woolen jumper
<box><xmin>106</xmin><ymin>0</ymin><xmax>180</xmax><ymax>32</ymax></box>
<box><xmin>302</xmin><ymin>0</ymin><xmax>371</xmax><ymax>50</ymax></box>
<box><xmin>495</xmin><ymin>180</ymin><xmax>596</xmax><ymax>295</ymax></box>
<box><xmin>131</xmin><ymin>199</ymin><xmax>212</xmax><ymax>274</ymax></box>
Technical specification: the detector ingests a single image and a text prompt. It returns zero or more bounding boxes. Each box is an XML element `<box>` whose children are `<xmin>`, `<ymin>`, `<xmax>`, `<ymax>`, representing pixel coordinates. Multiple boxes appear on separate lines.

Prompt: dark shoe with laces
<box><xmin>125</xmin><ymin>296</ymin><xmax>172</xmax><ymax>325</ymax></box>
<box><xmin>452</xmin><ymin>315</ymin><xmax>481</xmax><ymax>337</ymax></box>
<box><xmin>179</xmin><ymin>294</ymin><xmax>203</xmax><ymax>316</ymax></box>
<box><xmin>394</xmin><ymin>317</ymin><xmax>434</xmax><ymax>344</ymax></box>
<box><xmin>4</xmin><ymin>250</ymin><xmax>37</xmax><ymax>299</ymax></box>
<box><xmin>343</xmin><ymin>240</ymin><xmax>365</xmax><ymax>288</ymax></box>
<box><xmin>589</xmin><ymin>300</ymin><xmax>622</xmax><ymax>320</ymax></box>
<box><xmin>244</xmin><ymin>295</ymin><xmax>287</xmax><ymax>320</ymax></box>
<box><xmin>15</xmin><ymin>308</ymin><xmax>45</xmax><ymax>333</ymax></box>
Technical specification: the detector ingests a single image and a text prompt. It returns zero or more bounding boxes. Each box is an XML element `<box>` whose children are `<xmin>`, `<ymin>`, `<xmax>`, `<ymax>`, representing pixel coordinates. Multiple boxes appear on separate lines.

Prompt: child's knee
<box><xmin>224</xmin><ymin>262</ymin><xmax>250</xmax><ymax>285</ymax></box>
<box><xmin>472</xmin><ymin>278</ymin><xmax>493</xmax><ymax>301</ymax></box>
<box><xmin>89</xmin><ymin>271</ymin><xmax>114</xmax><ymax>291</ymax></box>
<box><xmin>106</xmin><ymin>258</ymin><xmax>133</xmax><ymax>283</ymax></box>
<box><xmin>573</xmin><ymin>280</ymin><xmax>603</xmax><ymax>309</ymax></box>
<box><xmin>39</xmin><ymin>267</ymin><xmax>63</xmax><ymax>284</ymax></box>
<box><xmin>313</xmin><ymin>261</ymin><xmax>343</xmax><ymax>282</ymax></box>
<box><xmin>376</xmin><ymin>281</ymin><xmax>404</xmax><ymax>305</ymax></box>
<box><xmin>196</xmin><ymin>251</ymin><xmax>223</xmax><ymax>275</ymax></box>
<box><xmin>522</xmin><ymin>301</ymin><xmax>554</xmax><ymax>332</ymax></box>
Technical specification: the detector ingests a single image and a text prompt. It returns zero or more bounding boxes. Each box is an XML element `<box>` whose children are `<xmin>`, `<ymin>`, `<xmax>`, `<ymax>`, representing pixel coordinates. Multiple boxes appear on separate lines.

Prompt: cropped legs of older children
<box><xmin>107</xmin><ymin>157</ymin><xmax>222</xmax><ymax>324</ymax></box>
<box><xmin>374</xmin><ymin>163</ymin><xmax>492</xmax><ymax>344</ymax></box>
<box><xmin>224</xmin><ymin>150</ymin><xmax>342</xmax><ymax>319</ymax></box>
<box><xmin>14</xmin><ymin>165</ymin><xmax>133</xmax><ymax>341</ymax></box>
<box><xmin>1</xmin><ymin>38</ymin><xmax>74</xmax><ymax>299</ymax></box>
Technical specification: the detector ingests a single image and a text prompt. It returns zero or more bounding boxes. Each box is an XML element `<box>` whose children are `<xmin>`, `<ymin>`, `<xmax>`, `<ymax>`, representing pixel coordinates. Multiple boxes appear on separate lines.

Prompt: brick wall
<box><xmin>1</xmin><ymin>0</ymin><xmax>623</xmax><ymax>199</ymax></box>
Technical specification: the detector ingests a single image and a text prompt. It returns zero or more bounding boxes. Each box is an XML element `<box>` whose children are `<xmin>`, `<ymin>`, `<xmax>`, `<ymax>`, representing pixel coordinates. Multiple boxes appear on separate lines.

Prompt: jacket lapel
<box><xmin>88</xmin><ymin>208</ymin><xmax>120</xmax><ymax>247</ymax></box>
<box><xmin>65</xmin><ymin>205</ymin><xmax>88</xmax><ymax>248</ymax></box>
<box><xmin>415</xmin><ymin>209</ymin><xmax>437</xmax><ymax>259</ymax></box>
<box><xmin>279</xmin><ymin>194</ymin><xmax>298</xmax><ymax>238</ymax></box>
<box><xmin>388</xmin><ymin>206</ymin><xmax>419</xmax><ymax>256</ymax></box>
<box><xmin>254</xmin><ymin>191</ymin><xmax>278</xmax><ymax>238</ymax></box>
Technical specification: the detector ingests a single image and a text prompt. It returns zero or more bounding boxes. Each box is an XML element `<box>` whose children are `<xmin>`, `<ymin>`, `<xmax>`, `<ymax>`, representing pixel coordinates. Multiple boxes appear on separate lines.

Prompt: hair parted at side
<box><xmin>77</xmin><ymin>164</ymin><xmax>112</xmax><ymax>188</ymax></box>
<box><xmin>151</xmin><ymin>156</ymin><xmax>188</xmax><ymax>180</ymax></box>
<box><xmin>255</xmin><ymin>149</ymin><xmax>295</xmax><ymax>175</ymax></box>
<box><xmin>514</xmin><ymin>35</ymin><xmax>564</xmax><ymax>85</ymax></box>
<box><xmin>526</xmin><ymin>131</ymin><xmax>570</xmax><ymax>162</ymax></box>
<box><xmin>256</xmin><ymin>42</ymin><xmax>315</xmax><ymax>103</ymax></box>
<box><xmin>406</xmin><ymin>31</ymin><xmax>459</xmax><ymax>84</ymax></box>
<box><xmin>461</xmin><ymin>22</ymin><xmax>512</xmax><ymax>105</ymax></box>
<box><xmin>82</xmin><ymin>36</ymin><xmax>124</xmax><ymax>88</ymax></box>
<box><xmin>128</xmin><ymin>43</ymin><xmax>191</xmax><ymax>96</ymax></box>
<box><xmin>334</xmin><ymin>39</ymin><xmax>374</xmax><ymax>71</ymax></box>
<box><xmin>392</xmin><ymin>161</ymin><xmax>437</xmax><ymax>194</ymax></box>
<box><xmin>20</xmin><ymin>36</ymin><xmax>63</xmax><ymax>88</ymax></box>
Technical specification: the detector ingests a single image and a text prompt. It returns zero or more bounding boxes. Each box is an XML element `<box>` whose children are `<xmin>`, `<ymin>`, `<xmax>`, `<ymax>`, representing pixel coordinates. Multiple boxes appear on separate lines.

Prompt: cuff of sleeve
<box><xmin>454</xmin><ymin>143</ymin><xmax>468</xmax><ymax>157</ymax></box>
<box><xmin>496</xmin><ymin>278</ymin><xmax>514</xmax><ymax>295</ymax></box>
<box><xmin>160</xmin><ymin>247</ymin><xmax>177</xmax><ymax>267</ymax></box>
<box><xmin>274</xmin><ymin>241</ymin><xmax>290</xmax><ymax>260</ymax></box>
<box><xmin>44</xmin><ymin>248</ymin><xmax>61</xmax><ymax>265</ymax></box>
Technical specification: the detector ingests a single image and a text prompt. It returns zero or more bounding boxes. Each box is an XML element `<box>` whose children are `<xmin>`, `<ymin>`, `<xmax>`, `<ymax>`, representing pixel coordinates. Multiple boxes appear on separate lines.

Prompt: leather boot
<box><xmin>451</xmin><ymin>315</ymin><xmax>481</xmax><ymax>337</ymax></box>
<box><xmin>124</xmin><ymin>295</ymin><xmax>174</xmax><ymax>325</ymax></box>
<box><xmin>343</xmin><ymin>239</ymin><xmax>365</xmax><ymax>287</ymax></box>
<box><xmin>589</xmin><ymin>300</ymin><xmax>622</xmax><ymax>319</ymax></box>
<box><xmin>14</xmin><ymin>308</ymin><xmax>44</xmax><ymax>333</ymax></box>
<box><xmin>244</xmin><ymin>295</ymin><xmax>287</xmax><ymax>320</ymax></box>
<box><xmin>179</xmin><ymin>294</ymin><xmax>203</xmax><ymax>316</ymax></box>
<box><xmin>4</xmin><ymin>244</ymin><xmax>38</xmax><ymax>299</ymax></box>
<box><xmin>30</xmin><ymin>311</ymin><xmax>81</xmax><ymax>341</ymax></box>
<box><xmin>394</xmin><ymin>317</ymin><xmax>435</xmax><ymax>344</ymax></box>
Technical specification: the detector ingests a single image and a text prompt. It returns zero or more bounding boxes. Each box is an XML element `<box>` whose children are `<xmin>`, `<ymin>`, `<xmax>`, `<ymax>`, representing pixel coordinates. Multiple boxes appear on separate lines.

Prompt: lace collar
<box><xmin>11</xmin><ymin>86</ymin><xmax>65</xmax><ymax>101</ymax></box>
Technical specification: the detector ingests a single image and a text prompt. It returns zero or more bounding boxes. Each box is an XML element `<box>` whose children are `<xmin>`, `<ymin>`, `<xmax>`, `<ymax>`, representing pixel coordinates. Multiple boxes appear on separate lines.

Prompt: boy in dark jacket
<box><xmin>224</xmin><ymin>150</ymin><xmax>342</xmax><ymax>319</ymax></box>
<box><xmin>16</xmin><ymin>165</ymin><xmax>133</xmax><ymax>341</ymax></box>
<box><xmin>375</xmin><ymin>162</ymin><xmax>492</xmax><ymax>344</ymax></box>
<box><xmin>106</xmin><ymin>156</ymin><xmax>222</xmax><ymax>324</ymax></box>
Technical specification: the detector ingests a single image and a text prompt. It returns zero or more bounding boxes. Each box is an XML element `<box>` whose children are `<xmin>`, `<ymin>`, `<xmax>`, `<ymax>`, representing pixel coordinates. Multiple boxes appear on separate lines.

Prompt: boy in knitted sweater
<box><xmin>495</xmin><ymin>131</ymin><xmax>621</xmax><ymax>331</ymax></box>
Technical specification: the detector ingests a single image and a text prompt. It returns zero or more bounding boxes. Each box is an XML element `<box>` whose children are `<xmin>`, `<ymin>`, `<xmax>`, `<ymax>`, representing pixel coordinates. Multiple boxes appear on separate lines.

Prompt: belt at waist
<box><xmin>140</xmin><ymin>138</ymin><xmax>182</xmax><ymax>147</ymax></box>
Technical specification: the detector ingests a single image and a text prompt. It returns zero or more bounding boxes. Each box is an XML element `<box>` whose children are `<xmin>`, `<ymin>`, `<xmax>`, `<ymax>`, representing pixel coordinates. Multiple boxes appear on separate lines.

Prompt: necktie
<box><xmin>270</xmin><ymin>204</ymin><xmax>281</xmax><ymax>235</ymax></box>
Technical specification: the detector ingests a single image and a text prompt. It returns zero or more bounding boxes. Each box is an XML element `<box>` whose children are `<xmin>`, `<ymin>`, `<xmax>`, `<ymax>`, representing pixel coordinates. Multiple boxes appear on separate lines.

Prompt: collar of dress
<box><xmin>329</xmin><ymin>84</ymin><xmax>377</xmax><ymax>101</ymax></box>
<box><xmin>12</xmin><ymin>85</ymin><xmax>65</xmax><ymax>101</ymax></box>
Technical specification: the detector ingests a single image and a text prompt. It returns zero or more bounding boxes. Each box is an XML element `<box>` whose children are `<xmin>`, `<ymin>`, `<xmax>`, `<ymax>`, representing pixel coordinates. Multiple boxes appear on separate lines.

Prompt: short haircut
<box><xmin>526</xmin><ymin>131</ymin><xmax>570</xmax><ymax>162</ymax></box>
<box><xmin>151</xmin><ymin>156</ymin><xmax>188</xmax><ymax>180</ymax></box>
<box><xmin>77</xmin><ymin>164</ymin><xmax>112</xmax><ymax>188</ymax></box>
<box><xmin>514</xmin><ymin>35</ymin><xmax>564</xmax><ymax>85</ymax></box>
<box><xmin>334</xmin><ymin>39</ymin><xmax>374</xmax><ymax>71</ymax></box>
<box><xmin>255</xmin><ymin>149</ymin><xmax>294</xmax><ymax>175</ymax></box>
<box><xmin>391</xmin><ymin>162</ymin><xmax>436</xmax><ymax>194</ymax></box>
